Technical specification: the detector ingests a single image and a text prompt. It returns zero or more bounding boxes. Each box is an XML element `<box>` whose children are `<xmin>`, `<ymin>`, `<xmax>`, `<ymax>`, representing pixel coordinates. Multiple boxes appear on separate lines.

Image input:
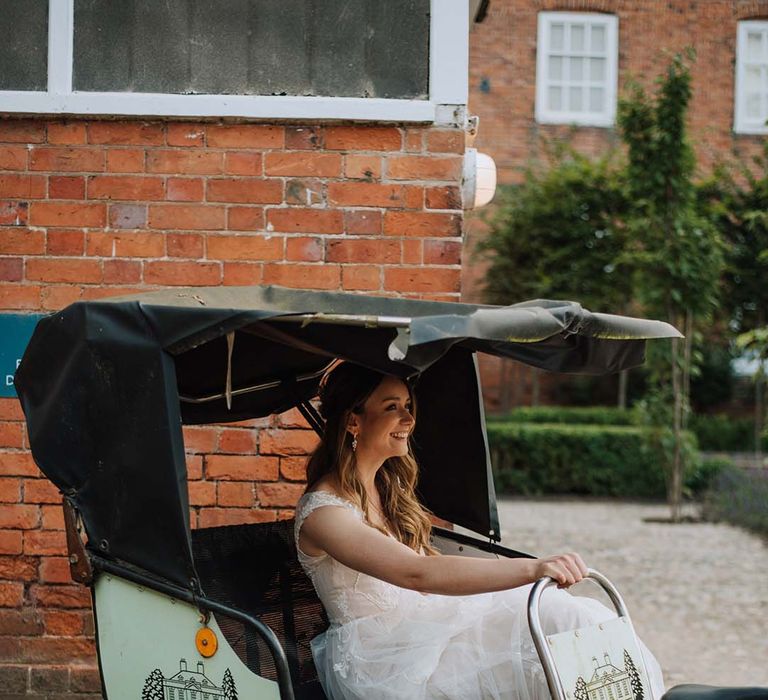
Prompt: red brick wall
<box><xmin>0</xmin><ymin>117</ymin><xmax>465</xmax><ymax>696</ymax></box>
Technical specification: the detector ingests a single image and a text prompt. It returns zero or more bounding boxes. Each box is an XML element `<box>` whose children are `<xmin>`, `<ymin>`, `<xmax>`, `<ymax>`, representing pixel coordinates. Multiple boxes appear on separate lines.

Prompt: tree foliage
<box><xmin>624</xmin><ymin>650</ymin><xmax>644</xmax><ymax>700</ymax></box>
<box><xmin>222</xmin><ymin>669</ymin><xmax>238</xmax><ymax>700</ymax></box>
<box><xmin>141</xmin><ymin>669</ymin><xmax>164</xmax><ymax>700</ymax></box>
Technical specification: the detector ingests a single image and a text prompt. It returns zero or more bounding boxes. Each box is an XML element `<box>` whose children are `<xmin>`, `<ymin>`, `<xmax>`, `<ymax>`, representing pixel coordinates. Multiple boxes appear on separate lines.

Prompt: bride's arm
<box><xmin>299</xmin><ymin>505</ymin><xmax>587</xmax><ymax>596</ymax></box>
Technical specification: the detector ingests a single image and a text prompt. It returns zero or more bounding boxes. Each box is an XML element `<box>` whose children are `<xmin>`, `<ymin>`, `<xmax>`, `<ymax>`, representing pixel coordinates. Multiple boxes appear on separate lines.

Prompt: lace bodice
<box><xmin>294</xmin><ymin>491</ymin><xmax>406</xmax><ymax>626</ymax></box>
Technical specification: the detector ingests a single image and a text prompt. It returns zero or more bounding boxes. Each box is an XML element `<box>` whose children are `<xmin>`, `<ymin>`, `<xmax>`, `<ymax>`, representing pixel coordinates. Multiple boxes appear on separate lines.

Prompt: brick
<box><xmin>218</xmin><ymin>428</ymin><xmax>257</xmax><ymax>454</ymax></box>
<box><xmin>0</xmin><ymin>146</ymin><xmax>27</xmax><ymax>170</ymax></box>
<box><xmin>383</xmin><ymin>211</ymin><xmax>462</xmax><ymax>237</ymax></box>
<box><xmin>227</xmin><ymin>206</ymin><xmax>265</xmax><ymax>231</ymax></box>
<box><xmin>217</xmin><ymin>481</ymin><xmax>254</xmax><ymax>507</ymax></box>
<box><xmin>39</xmin><ymin>557</ymin><xmax>73</xmax><ymax>584</ymax></box>
<box><xmin>426</xmin><ymin>185</ymin><xmax>462</xmax><ymax>210</ymax></box>
<box><xmin>262</xmin><ymin>263</ymin><xmax>340</xmax><ymax>290</ymax></box>
<box><xmin>88</xmin><ymin>121</ymin><xmax>164</xmax><ymax>145</ymax></box>
<box><xmin>344</xmin><ymin>154</ymin><xmax>382</xmax><ymax>180</ymax></box>
<box><xmin>280</xmin><ymin>457</ymin><xmax>308</xmax><ymax>481</ymax></box>
<box><xmin>167</xmin><ymin>232</ymin><xmax>204</xmax><ymax>259</ymax></box>
<box><xmin>103</xmin><ymin>259</ymin><xmax>141</xmax><ymax>284</ymax></box>
<box><xmin>106</xmin><ymin>148</ymin><xmax>144</xmax><ymax>173</ymax></box>
<box><xmin>404</xmin><ymin>128</ymin><xmax>425</xmax><ymax>152</ymax></box>
<box><xmin>19</xmin><ymin>636</ymin><xmax>96</xmax><ymax>663</ymax></box>
<box><xmin>265</xmin><ymin>152</ymin><xmax>341</xmax><ymax>177</ymax></box>
<box><xmin>424</xmin><ymin>239</ymin><xmax>462</xmax><ymax>265</ymax></box>
<box><xmin>0</xmin><ymin>286</ymin><xmax>41</xmax><ymax>310</ymax></box>
<box><xmin>386</xmin><ymin>155</ymin><xmax>462</xmax><ymax>181</ymax></box>
<box><xmin>144</xmin><ymin>261</ymin><xmax>221</xmax><ymax>286</ymax></box>
<box><xmin>206</xmin><ymin>125</ymin><xmax>284</xmax><ymax>148</ymax></box>
<box><xmin>0</xmin><ymin>423</ymin><xmax>23</xmax><ymax>448</ymax></box>
<box><xmin>42</xmin><ymin>610</ymin><xmax>85</xmax><ymax>636</ymax></box>
<box><xmin>49</xmin><ymin>175</ymin><xmax>86</xmax><ymax>199</ymax></box>
<box><xmin>0</xmin><ymin>556</ymin><xmax>37</xmax><ymax>581</ymax></box>
<box><xmin>88</xmin><ymin>175</ymin><xmax>165</xmax><ymax>200</ymax></box>
<box><xmin>0</xmin><ymin>504</ymin><xmax>39</xmax><ymax>529</ymax></box>
<box><xmin>402</xmin><ymin>239</ymin><xmax>422</xmax><ymax>264</ymax></box>
<box><xmin>28</xmin><ymin>202</ymin><xmax>105</xmax><ymax>227</ymax></box>
<box><xmin>0</xmin><ymin>530</ymin><xmax>22</xmax><ymax>555</ymax></box>
<box><xmin>23</xmin><ymin>529</ymin><xmax>66</xmax><ymax>555</ymax></box>
<box><xmin>108</xmin><ymin>203</ymin><xmax>147</xmax><ymax>229</ymax></box>
<box><xmin>0</xmin><ymin>581</ymin><xmax>23</xmax><ymax>607</ymax></box>
<box><xmin>197</xmin><ymin>507</ymin><xmax>277</xmax><ymax>528</ymax></box>
<box><xmin>344</xmin><ymin>209</ymin><xmax>382</xmax><ymax>235</ymax></box>
<box><xmin>328</xmin><ymin>182</ymin><xmax>422</xmax><ymax>208</ymax></box>
<box><xmin>71</xmin><ymin>665</ymin><xmax>102</xmax><ymax>692</ymax></box>
<box><xmin>267</xmin><ymin>208</ymin><xmax>342</xmax><ymax>234</ymax></box>
<box><xmin>110</xmin><ymin>232</ymin><xmax>164</xmax><ymax>257</ymax></box>
<box><xmin>257</xmin><ymin>482</ymin><xmax>305</xmax><ymax>508</ymax></box>
<box><xmin>146</xmin><ymin>149</ymin><xmax>223</xmax><ymax>175</ymax></box>
<box><xmin>0</xmin><ymin>477</ymin><xmax>20</xmax><ymax>502</ymax></box>
<box><xmin>259</xmin><ymin>429</ymin><xmax>318</xmax><ymax>456</ymax></box>
<box><xmin>167</xmin><ymin>123</ymin><xmax>205</xmax><ymax>147</ymax></box>
<box><xmin>224</xmin><ymin>151</ymin><xmax>263</xmax><ymax>176</ymax></box>
<box><xmin>188</xmin><ymin>480</ymin><xmax>217</xmax><ymax>507</ymax></box>
<box><xmin>30</xmin><ymin>584</ymin><xmax>91</xmax><ymax>608</ymax></box>
<box><xmin>222</xmin><ymin>262</ymin><xmax>263</xmax><ymax>285</ymax></box>
<box><xmin>276</xmin><ymin>407</ymin><xmax>310</xmax><ymax>428</ymax></box>
<box><xmin>0</xmin><ymin>119</ymin><xmax>45</xmax><ymax>142</ymax></box>
<box><xmin>206</xmin><ymin>234</ymin><xmax>283</xmax><ymax>261</ymax></box>
<box><xmin>0</xmin><ymin>609</ymin><xmax>43</xmax><ymax>636</ymax></box>
<box><xmin>426</xmin><ymin>129</ymin><xmax>465</xmax><ymax>153</ymax></box>
<box><xmin>207</xmin><ymin>178</ymin><xmax>283</xmax><ymax>204</ymax></box>
<box><xmin>286</xmin><ymin>236</ymin><xmax>324</xmax><ymax>262</ymax></box>
<box><xmin>26</xmin><ymin>259</ymin><xmax>102</xmax><ymax>284</ymax></box>
<box><xmin>30</xmin><ymin>665</ymin><xmax>70</xmax><ymax>692</ymax></box>
<box><xmin>30</xmin><ymin>147</ymin><xmax>105</xmax><ymax>173</ymax></box>
<box><xmin>186</xmin><ymin>454</ymin><xmax>203</xmax><ymax>480</ymax></box>
<box><xmin>41</xmin><ymin>286</ymin><xmax>82</xmax><ymax>310</ymax></box>
<box><xmin>327</xmin><ymin>239</ymin><xmax>399</xmax><ymax>264</ymax></box>
<box><xmin>182</xmin><ymin>426</ymin><xmax>218</xmax><ymax>453</ymax></box>
<box><xmin>285</xmin><ymin>178</ymin><xmax>324</xmax><ymax>206</ymax></box>
<box><xmin>285</xmin><ymin>126</ymin><xmax>322</xmax><ymax>150</ymax></box>
<box><xmin>1</xmin><ymin>228</ymin><xmax>43</xmax><ymax>254</ymax></box>
<box><xmin>205</xmin><ymin>455</ymin><xmax>279</xmax><ymax>481</ymax></box>
<box><xmin>0</xmin><ymin>258</ymin><xmax>22</xmax><ymax>282</ymax></box>
<box><xmin>47</xmin><ymin>121</ymin><xmax>87</xmax><ymax>144</ymax></box>
<box><xmin>341</xmin><ymin>265</ymin><xmax>381</xmax><ymax>291</ymax></box>
<box><xmin>167</xmin><ymin>177</ymin><xmax>204</xmax><ymax>202</ymax></box>
<box><xmin>0</xmin><ymin>451</ymin><xmax>38</xmax><ymax>476</ymax></box>
<box><xmin>0</xmin><ymin>401</ymin><xmax>24</xmax><ymax>421</ymax></box>
<box><xmin>41</xmin><ymin>505</ymin><xmax>65</xmax><ymax>530</ymax></box>
<box><xmin>324</xmin><ymin>126</ymin><xmax>401</xmax><ymax>151</ymax></box>
<box><xmin>384</xmin><ymin>267</ymin><xmax>461</xmax><ymax>293</ymax></box>
<box><xmin>0</xmin><ymin>201</ymin><xmax>29</xmax><ymax>226</ymax></box>
<box><xmin>0</xmin><ymin>174</ymin><xmax>46</xmax><ymax>198</ymax></box>
<box><xmin>148</xmin><ymin>204</ymin><xmax>225</xmax><ymax>230</ymax></box>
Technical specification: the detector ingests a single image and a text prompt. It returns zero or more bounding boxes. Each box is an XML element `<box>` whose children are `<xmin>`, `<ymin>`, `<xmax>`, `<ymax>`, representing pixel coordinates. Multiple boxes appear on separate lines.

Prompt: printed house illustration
<box><xmin>163</xmin><ymin>659</ymin><xmax>225</xmax><ymax>700</ymax></box>
<box><xmin>584</xmin><ymin>653</ymin><xmax>633</xmax><ymax>700</ymax></box>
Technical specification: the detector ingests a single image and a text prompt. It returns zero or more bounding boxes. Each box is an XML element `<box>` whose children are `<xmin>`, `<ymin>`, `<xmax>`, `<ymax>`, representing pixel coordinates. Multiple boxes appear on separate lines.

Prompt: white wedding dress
<box><xmin>295</xmin><ymin>491</ymin><xmax>665</xmax><ymax>700</ymax></box>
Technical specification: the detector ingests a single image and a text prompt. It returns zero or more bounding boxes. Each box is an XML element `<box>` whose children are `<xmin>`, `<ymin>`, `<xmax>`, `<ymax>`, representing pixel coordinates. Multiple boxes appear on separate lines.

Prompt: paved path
<box><xmin>495</xmin><ymin>499</ymin><xmax>768</xmax><ymax>688</ymax></box>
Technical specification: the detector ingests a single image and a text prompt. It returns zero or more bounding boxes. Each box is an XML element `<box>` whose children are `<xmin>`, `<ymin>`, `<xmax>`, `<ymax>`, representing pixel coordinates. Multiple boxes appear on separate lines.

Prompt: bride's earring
<box><xmin>352</xmin><ymin>433</ymin><xmax>358</xmax><ymax>452</ymax></box>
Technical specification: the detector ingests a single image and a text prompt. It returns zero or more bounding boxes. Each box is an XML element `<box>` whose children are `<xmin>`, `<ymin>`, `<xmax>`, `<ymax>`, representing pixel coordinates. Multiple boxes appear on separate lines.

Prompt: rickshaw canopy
<box><xmin>14</xmin><ymin>285</ymin><xmax>680</xmax><ymax>590</ymax></box>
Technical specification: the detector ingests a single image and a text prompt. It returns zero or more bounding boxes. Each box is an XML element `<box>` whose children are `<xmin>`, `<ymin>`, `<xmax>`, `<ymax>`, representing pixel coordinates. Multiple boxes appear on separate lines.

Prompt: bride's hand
<box><xmin>533</xmin><ymin>553</ymin><xmax>588</xmax><ymax>588</ymax></box>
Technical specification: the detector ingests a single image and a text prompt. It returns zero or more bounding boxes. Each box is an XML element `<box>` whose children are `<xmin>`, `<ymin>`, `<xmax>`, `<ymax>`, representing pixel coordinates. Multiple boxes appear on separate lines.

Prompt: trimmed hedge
<box><xmin>487</xmin><ymin>406</ymin><xmax>633</xmax><ymax>426</ymax></box>
<box><xmin>688</xmin><ymin>413</ymin><xmax>767</xmax><ymax>452</ymax></box>
<box><xmin>702</xmin><ymin>465</ymin><xmax>768</xmax><ymax>538</ymax></box>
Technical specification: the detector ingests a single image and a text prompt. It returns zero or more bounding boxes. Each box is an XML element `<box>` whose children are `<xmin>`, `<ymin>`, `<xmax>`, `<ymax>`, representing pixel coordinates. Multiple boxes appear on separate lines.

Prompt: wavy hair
<box><xmin>305</xmin><ymin>362</ymin><xmax>436</xmax><ymax>555</ymax></box>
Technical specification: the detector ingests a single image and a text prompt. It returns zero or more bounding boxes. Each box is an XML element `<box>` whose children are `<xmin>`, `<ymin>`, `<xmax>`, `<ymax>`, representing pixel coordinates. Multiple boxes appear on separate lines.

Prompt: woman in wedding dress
<box><xmin>295</xmin><ymin>362</ymin><xmax>665</xmax><ymax>700</ymax></box>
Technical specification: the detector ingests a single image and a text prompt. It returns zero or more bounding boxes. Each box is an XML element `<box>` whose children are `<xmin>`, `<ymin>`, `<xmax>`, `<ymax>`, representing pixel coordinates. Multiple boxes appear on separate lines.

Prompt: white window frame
<box><xmin>734</xmin><ymin>20</ymin><xmax>768</xmax><ymax>135</ymax></box>
<box><xmin>535</xmin><ymin>11</ymin><xmax>618</xmax><ymax>128</ymax></box>
<box><xmin>0</xmin><ymin>0</ymin><xmax>468</xmax><ymax>125</ymax></box>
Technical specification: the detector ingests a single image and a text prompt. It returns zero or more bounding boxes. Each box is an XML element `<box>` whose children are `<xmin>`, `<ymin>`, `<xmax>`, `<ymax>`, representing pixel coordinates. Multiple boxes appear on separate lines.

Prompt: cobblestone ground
<box><xmin>495</xmin><ymin>499</ymin><xmax>768</xmax><ymax>689</ymax></box>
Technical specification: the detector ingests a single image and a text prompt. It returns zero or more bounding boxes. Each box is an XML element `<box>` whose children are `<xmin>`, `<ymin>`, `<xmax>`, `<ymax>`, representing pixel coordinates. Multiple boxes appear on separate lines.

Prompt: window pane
<box><xmin>589</xmin><ymin>86</ymin><xmax>604</xmax><ymax>111</ymax></box>
<box><xmin>569</xmin><ymin>86</ymin><xmax>583</xmax><ymax>111</ymax></box>
<box><xmin>747</xmin><ymin>32</ymin><xmax>764</xmax><ymax>61</ymax></box>
<box><xmin>549</xmin><ymin>56</ymin><xmax>563</xmax><ymax>80</ymax></box>
<box><xmin>570</xmin><ymin>24</ymin><xmax>585</xmax><ymax>51</ymax></box>
<box><xmin>548</xmin><ymin>86</ymin><xmax>563</xmax><ymax>110</ymax></box>
<box><xmin>590</xmin><ymin>25</ymin><xmax>606</xmax><ymax>53</ymax></box>
<box><xmin>745</xmin><ymin>66</ymin><xmax>762</xmax><ymax>91</ymax></box>
<box><xmin>0</xmin><ymin>0</ymin><xmax>48</xmax><ymax>91</ymax></box>
<box><xmin>569</xmin><ymin>57</ymin><xmax>584</xmax><ymax>81</ymax></box>
<box><xmin>73</xmin><ymin>0</ymin><xmax>429</xmax><ymax>98</ymax></box>
<box><xmin>746</xmin><ymin>92</ymin><xmax>762</xmax><ymax>118</ymax></box>
<box><xmin>590</xmin><ymin>58</ymin><xmax>606</xmax><ymax>81</ymax></box>
<box><xmin>550</xmin><ymin>23</ymin><xmax>565</xmax><ymax>50</ymax></box>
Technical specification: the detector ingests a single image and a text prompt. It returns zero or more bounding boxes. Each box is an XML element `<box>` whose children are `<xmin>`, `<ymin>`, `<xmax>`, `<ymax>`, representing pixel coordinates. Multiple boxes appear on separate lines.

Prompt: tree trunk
<box><xmin>670</xmin><ymin>334</ymin><xmax>683</xmax><ymax>523</ymax></box>
<box><xmin>617</xmin><ymin>369</ymin><xmax>628</xmax><ymax>410</ymax></box>
<box><xmin>682</xmin><ymin>310</ymin><xmax>693</xmax><ymax>430</ymax></box>
<box><xmin>755</xmin><ymin>309</ymin><xmax>765</xmax><ymax>458</ymax></box>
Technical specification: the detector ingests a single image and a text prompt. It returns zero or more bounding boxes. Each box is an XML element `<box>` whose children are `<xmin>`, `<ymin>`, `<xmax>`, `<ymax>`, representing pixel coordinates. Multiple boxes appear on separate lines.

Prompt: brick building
<box><xmin>464</xmin><ymin>0</ymin><xmax>768</xmax><ymax>407</ymax></box>
<box><xmin>0</xmin><ymin>1</ymin><xmax>484</xmax><ymax>695</ymax></box>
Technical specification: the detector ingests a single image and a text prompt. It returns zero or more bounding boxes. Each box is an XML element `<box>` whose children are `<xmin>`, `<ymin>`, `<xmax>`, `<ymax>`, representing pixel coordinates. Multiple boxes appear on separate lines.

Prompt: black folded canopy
<box><xmin>15</xmin><ymin>285</ymin><xmax>680</xmax><ymax>590</ymax></box>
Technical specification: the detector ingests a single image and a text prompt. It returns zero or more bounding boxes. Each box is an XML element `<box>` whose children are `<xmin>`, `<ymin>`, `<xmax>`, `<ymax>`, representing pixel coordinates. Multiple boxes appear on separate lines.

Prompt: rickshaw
<box><xmin>13</xmin><ymin>285</ymin><xmax>764</xmax><ymax>700</ymax></box>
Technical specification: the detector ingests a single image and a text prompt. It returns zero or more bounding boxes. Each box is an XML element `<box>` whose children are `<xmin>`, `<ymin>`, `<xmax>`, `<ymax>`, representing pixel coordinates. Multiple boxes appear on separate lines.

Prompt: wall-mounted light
<box><xmin>462</xmin><ymin>147</ymin><xmax>497</xmax><ymax>209</ymax></box>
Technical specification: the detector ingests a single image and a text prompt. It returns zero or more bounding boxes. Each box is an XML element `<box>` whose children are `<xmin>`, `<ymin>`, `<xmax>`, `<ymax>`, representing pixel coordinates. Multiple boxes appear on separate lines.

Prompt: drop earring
<box><xmin>352</xmin><ymin>434</ymin><xmax>358</xmax><ymax>452</ymax></box>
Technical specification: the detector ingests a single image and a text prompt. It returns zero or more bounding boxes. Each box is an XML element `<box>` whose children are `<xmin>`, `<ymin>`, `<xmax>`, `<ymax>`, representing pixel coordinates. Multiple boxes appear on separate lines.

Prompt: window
<box><xmin>735</xmin><ymin>20</ymin><xmax>768</xmax><ymax>134</ymax></box>
<box><xmin>535</xmin><ymin>12</ymin><xmax>618</xmax><ymax>127</ymax></box>
<box><xmin>0</xmin><ymin>0</ymin><xmax>468</xmax><ymax>124</ymax></box>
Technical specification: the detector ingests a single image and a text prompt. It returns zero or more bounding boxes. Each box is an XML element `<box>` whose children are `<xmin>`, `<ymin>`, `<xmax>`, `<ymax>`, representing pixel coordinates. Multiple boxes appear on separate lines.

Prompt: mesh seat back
<box><xmin>191</xmin><ymin>520</ymin><xmax>328</xmax><ymax>698</ymax></box>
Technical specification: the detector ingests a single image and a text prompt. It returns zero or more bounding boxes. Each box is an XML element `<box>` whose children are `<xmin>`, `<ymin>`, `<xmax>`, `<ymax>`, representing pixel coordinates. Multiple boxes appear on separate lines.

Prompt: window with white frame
<box><xmin>735</xmin><ymin>20</ymin><xmax>768</xmax><ymax>134</ymax></box>
<box><xmin>0</xmin><ymin>0</ymin><xmax>468</xmax><ymax>124</ymax></box>
<box><xmin>535</xmin><ymin>12</ymin><xmax>619</xmax><ymax>127</ymax></box>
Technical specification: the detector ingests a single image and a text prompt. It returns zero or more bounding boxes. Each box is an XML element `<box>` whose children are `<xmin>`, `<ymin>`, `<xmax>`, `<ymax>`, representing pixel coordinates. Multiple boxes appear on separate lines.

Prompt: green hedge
<box><xmin>702</xmin><ymin>465</ymin><xmax>768</xmax><ymax>538</ymax></box>
<box><xmin>688</xmin><ymin>414</ymin><xmax>767</xmax><ymax>452</ymax></box>
<box><xmin>487</xmin><ymin>406</ymin><xmax>633</xmax><ymax>426</ymax></box>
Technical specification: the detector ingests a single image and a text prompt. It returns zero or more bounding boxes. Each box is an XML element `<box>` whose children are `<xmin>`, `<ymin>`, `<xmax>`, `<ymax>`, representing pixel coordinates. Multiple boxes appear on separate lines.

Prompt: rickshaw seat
<box><xmin>662</xmin><ymin>686</ymin><xmax>768</xmax><ymax>700</ymax></box>
<box><xmin>191</xmin><ymin>519</ymin><xmax>329</xmax><ymax>700</ymax></box>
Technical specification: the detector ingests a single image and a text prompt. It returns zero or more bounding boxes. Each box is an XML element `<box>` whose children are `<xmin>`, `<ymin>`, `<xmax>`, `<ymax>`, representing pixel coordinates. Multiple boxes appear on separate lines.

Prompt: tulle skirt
<box><xmin>312</xmin><ymin>584</ymin><xmax>665</xmax><ymax>700</ymax></box>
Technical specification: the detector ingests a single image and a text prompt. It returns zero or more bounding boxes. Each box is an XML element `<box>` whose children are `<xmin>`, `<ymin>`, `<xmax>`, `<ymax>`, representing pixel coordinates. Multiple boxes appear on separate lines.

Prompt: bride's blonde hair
<box><xmin>305</xmin><ymin>362</ymin><xmax>436</xmax><ymax>555</ymax></box>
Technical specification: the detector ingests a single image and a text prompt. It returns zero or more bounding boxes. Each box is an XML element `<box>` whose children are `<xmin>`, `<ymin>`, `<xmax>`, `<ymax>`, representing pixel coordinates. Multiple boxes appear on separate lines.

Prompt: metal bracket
<box><xmin>63</xmin><ymin>498</ymin><xmax>93</xmax><ymax>585</ymax></box>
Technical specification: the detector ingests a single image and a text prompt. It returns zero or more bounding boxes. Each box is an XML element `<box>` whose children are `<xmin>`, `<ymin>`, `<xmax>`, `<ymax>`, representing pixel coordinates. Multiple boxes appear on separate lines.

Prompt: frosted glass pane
<box><xmin>548</xmin><ymin>86</ymin><xmax>563</xmax><ymax>110</ymax></box>
<box><xmin>590</xmin><ymin>58</ymin><xmax>606</xmax><ymax>81</ymax></box>
<box><xmin>570</xmin><ymin>24</ymin><xmax>585</xmax><ymax>51</ymax></box>
<box><xmin>549</xmin><ymin>56</ymin><xmax>563</xmax><ymax>80</ymax></box>
<box><xmin>569</xmin><ymin>86</ymin><xmax>583</xmax><ymax>110</ymax></box>
<box><xmin>747</xmin><ymin>32</ymin><xmax>764</xmax><ymax>61</ymax></box>
<box><xmin>746</xmin><ymin>92</ymin><xmax>762</xmax><ymax>118</ymax></box>
<box><xmin>569</xmin><ymin>57</ymin><xmax>584</xmax><ymax>80</ymax></box>
<box><xmin>550</xmin><ymin>24</ymin><xmax>565</xmax><ymax>50</ymax></box>
<box><xmin>589</xmin><ymin>86</ymin><xmax>604</xmax><ymax>111</ymax></box>
<box><xmin>590</xmin><ymin>25</ymin><xmax>606</xmax><ymax>53</ymax></box>
<box><xmin>745</xmin><ymin>65</ymin><xmax>762</xmax><ymax>90</ymax></box>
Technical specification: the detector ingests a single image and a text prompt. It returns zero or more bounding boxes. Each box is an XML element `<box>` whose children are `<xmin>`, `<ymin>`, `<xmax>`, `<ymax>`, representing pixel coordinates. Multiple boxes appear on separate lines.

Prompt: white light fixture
<box><xmin>462</xmin><ymin>148</ymin><xmax>497</xmax><ymax>209</ymax></box>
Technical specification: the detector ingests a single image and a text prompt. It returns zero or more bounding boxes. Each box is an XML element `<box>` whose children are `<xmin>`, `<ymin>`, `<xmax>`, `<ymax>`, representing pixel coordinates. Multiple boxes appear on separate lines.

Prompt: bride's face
<box><xmin>349</xmin><ymin>376</ymin><xmax>415</xmax><ymax>462</ymax></box>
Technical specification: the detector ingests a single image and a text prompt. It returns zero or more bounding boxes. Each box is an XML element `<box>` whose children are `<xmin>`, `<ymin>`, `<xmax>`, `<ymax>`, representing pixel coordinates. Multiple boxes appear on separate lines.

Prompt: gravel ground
<box><xmin>495</xmin><ymin>499</ymin><xmax>768</xmax><ymax>689</ymax></box>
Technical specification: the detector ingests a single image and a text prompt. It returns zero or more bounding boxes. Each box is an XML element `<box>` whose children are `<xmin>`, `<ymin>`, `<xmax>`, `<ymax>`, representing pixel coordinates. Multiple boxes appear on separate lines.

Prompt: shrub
<box><xmin>702</xmin><ymin>465</ymin><xmax>768</xmax><ymax>538</ymax></box>
<box><xmin>685</xmin><ymin>457</ymin><xmax>732</xmax><ymax>497</ymax></box>
<box><xmin>487</xmin><ymin>406</ymin><xmax>633</xmax><ymax>426</ymax></box>
<box><xmin>687</xmin><ymin>414</ymin><xmax>757</xmax><ymax>452</ymax></box>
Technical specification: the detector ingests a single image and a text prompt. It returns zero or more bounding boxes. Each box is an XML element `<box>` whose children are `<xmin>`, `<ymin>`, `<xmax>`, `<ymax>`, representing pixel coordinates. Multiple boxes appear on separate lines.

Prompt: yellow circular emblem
<box><xmin>195</xmin><ymin>626</ymin><xmax>218</xmax><ymax>658</ymax></box>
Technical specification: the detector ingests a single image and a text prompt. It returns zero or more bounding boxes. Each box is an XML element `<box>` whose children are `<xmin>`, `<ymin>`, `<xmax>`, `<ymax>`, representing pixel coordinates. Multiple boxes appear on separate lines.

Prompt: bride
<box><xmin>295</xmin><ymin>362</ymin><xmax>665</xmax><ymax>700</ymax></box>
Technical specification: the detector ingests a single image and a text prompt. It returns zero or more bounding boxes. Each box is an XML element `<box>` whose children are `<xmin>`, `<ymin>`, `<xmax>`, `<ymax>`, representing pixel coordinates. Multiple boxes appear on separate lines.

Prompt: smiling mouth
<box><xmin>390</xmin><ymin>431</ymin><xmax>410</xmax><ymax>439</ymax></box>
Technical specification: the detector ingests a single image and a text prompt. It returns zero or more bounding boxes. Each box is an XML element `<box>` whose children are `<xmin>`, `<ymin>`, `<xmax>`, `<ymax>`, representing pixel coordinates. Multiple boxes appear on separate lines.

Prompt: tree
<box><xmin>141</xmin><ymin>669</ymin><xmax>164</xmax><ymax>700</ymax></box>
<box><xmin>618</xmin><ymin>51</ymin><xmax>724</xmax><ymax>520</ymax></box>
<box><xmin>222</xmin><ymin>668</ymin><xmax>238</xmax><ymax>700</ymax></box>
<box><xmin>575</xmin><ymin>676</ymin><xmax>589</xmax><ymax>700</ymax></box>
<box><xmin>624</xmin><ymin>650</ymin><xmax>644</xmax><ymax>700</ymax></box>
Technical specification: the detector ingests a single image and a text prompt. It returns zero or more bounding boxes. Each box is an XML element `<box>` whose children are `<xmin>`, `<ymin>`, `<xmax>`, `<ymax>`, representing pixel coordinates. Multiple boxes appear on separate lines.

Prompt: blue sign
<box><xmin>1</xmin><ymin>314</ymin><xmax>47</xmax><ymax>398</ymax></box>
